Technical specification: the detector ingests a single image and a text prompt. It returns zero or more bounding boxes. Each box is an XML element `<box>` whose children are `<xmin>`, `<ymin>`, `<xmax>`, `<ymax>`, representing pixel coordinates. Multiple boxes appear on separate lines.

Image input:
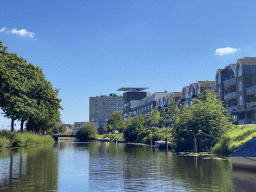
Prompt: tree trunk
<box><xmin>166</xmin><ymin>137</ymin><xmax>168</xmax><ymax>150</ymax></box>
<box><xmin>193</xmin><ymin>137</ymin><xmax>197</xmax><ymax>153</ymax></box>
<box><xmin>150</xmin><ymin>137</ymin><xmax>152</xmax><ymax>148</ymax></box>
<box><xmin>20</xmin><ymin>119</ymin><xmax>24</xmax><ymax>132</ymax></box>
<box><xmin>11</xmin><ymin>118</ymin><xmax>14</xmax><ymax>132</ymax></box>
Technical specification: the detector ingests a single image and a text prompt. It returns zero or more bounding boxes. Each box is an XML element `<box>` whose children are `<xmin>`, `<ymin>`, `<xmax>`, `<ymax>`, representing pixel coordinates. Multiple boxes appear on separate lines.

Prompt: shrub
<box><xmin>77</xmin><ymin>122</ymin><xmax>97</xmax><ymax>141</ymax></box>
<box><xmin>0</xmin><ymin>137</ymin><xmax>11</xmax><ymax>148</ymax></box>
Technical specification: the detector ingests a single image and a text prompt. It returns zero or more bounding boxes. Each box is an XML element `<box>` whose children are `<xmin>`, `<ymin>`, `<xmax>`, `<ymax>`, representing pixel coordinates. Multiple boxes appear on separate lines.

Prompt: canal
<box><xmin>0</xmin><ymin>141</ymin><xmax>256</xmax><ymax>191</ymax></box>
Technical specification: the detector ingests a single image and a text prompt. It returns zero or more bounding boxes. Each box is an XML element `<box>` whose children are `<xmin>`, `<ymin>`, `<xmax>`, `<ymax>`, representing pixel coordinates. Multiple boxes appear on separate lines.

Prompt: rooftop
<box><xmin>117</xmin><ymin>87</ymin><xmax>149</xmax><ymax>92</ymax></box>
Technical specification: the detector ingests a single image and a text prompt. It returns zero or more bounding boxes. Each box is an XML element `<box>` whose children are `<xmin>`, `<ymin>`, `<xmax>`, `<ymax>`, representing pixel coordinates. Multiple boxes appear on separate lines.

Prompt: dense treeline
<box><xmin>108</xmin><ymin>89</ymin><xmax>233</xmax><ymax>152</ymax></box>
<box><xmin>0</xmin><ymin>40</ymin><xmax>63</xmax><ymax>133</ymax></box>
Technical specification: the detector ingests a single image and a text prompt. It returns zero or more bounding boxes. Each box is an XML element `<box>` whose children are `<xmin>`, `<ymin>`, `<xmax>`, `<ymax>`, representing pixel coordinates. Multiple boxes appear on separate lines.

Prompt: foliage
<box><xmin>0</xmin><ymin>130</ymin><xmax>54</xmax><ymax>148</ymax></box>
<box><xmin>76</xmin><ymin>122</ymin><xmax>97</xmax><ymax>141</ymax></box>
<box><xmin>146</xmin><ymin>109</ymin><xmax>160</xmax><ymax>127</ymax></box>
<box><xmin>0</xmin><ymin>40</ymin><xmax>63</xmax><ymax>133</ymax></box>
<box><xmin>96</xmin><ymin>133</ymin><xmax>124</xmax><ymax>140</ymax></box>
<box><xmin>212</xmin><ymin>124</ymin><xmax>256</xmax><ymax>154</ymax></box>
<box><xmin>173</xmin><ymin>90</ymin><xmax>232</xmax><ymax>152</ymax></box>
<box><xmin>123</xmin><ymin>114</ymin><xmax>147</xmax><ymax>143</ymax></box>
<box><xmin>107</xmin><ymin>112</ymin><xmax>124</xmax><ymax>132</ymax></box>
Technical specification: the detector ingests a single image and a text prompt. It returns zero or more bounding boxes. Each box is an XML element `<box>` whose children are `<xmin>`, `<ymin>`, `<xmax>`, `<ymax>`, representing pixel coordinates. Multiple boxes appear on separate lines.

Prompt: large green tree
<box><xmin>0</xmin><ymin>40</ymin><xmax>63</xmax><ymax>132</ymax></box>
<box><xmin>107</xmin><ymin>111</ymin><xmax>124</xmax><ymax>133</ymax></box>
<box><xmin>173</xmin><ymin>89</ymin><xmax>232</xmax><ymax>152</ymax></box>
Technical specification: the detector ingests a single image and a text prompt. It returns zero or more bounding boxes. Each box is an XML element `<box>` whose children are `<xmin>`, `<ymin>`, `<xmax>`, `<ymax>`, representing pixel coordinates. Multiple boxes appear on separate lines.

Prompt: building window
<box><xmin>238</xmin><ymin>64</ymin><xmax>242</xmax><ymax>76</ymax></box>
<box><xmin>218</xmin><ymin>74</ymin><xmax>221</xmax><ymax>84</ymax></box>
<box><xmin>253</xmin><ymin>78</ymin><xmax>256</xmax><ymax>86</ymax></box>
<box><xmin>218</xmin><ymin>89</ymin><xmax>221</xmax><ymax>97</ymax></box>
<box><xmin>238</xmin><ymin>81</ymin><xmax>242</xmax><ymax>91</ymax></box>
<box><xmin>239</xmin><ymin>95</ymin><xmax>243</xmax><ymax>106</ymax></box>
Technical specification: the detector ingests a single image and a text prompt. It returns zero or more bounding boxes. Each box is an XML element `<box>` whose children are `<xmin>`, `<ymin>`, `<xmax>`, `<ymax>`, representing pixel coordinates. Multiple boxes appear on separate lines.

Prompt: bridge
<box><xmin>52</xmin><ymin>134</ymin><xmax>77</xmax><ymax>141</ymax></box>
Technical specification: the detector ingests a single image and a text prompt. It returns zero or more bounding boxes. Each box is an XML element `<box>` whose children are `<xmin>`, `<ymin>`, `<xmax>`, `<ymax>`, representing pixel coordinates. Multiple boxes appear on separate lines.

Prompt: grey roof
<box><xmin>238</xmin><ymin>57</ymin><xmax>256</xmax><ymax>65</ymax></box>
<box><xmin>117</xmin><ymin>87</ymin><xmax>149</xmax><ymax>92</ymax></box>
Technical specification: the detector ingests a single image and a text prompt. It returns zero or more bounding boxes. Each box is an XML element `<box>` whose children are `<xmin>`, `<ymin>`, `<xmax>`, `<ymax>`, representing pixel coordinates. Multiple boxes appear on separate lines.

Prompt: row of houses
<box><xmin>122</xmin><ymin>57</ymin><xmax>256</xmax><ymax>125</ymax></box>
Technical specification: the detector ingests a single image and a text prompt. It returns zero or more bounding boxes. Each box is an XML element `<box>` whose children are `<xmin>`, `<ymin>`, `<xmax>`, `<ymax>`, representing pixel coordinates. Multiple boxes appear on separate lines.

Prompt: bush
<box><xmin>77</xmin><ymin>122</ymin><xmax>97</xmax><ymax>141</ymax></box>
<box><xmin>0</xmin><ymin>131</ymin><xmax>54</xmax><ymax>148</ymax></box>
<box><xmin>0</xmin><ymin>137</ymin><xmax>11</xmax><ymax>148</ymax></box>
<box><xmin>212</xmin><ymin>136</ymin><xmax>231</xmax><ymax>154</ymax></box>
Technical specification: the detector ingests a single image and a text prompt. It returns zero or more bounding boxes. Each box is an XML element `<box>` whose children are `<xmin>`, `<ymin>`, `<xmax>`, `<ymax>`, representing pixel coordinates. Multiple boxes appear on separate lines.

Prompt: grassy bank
<box><xmin>96</xmin><ymin>133</ymin><xmax>124</xmax><ymax>141</ymax></box>
<box><xmin>212</xmin><ymin>124</ymin><xmax>256</xmax><ymax>154</ymax></box>
<box><xmin>0</xmin><ymin>131</ymin><xmax>54</xmax><ymax>149</ymax></box>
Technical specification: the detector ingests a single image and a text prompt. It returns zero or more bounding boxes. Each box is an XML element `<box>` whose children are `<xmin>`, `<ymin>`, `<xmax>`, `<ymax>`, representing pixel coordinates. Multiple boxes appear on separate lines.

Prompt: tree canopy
<box><xmin>0</xmin><ymin>40</ymin><xmax>63</xmax><ymax>132</ymax></box>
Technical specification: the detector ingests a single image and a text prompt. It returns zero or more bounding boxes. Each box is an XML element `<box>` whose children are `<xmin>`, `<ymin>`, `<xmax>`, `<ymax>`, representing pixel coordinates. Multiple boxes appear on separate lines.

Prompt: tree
<box><xmin>0</xmin><ymin>40</ymin><xmax>63</xmax><ymax>132</ymax></box>
<box><xmin>146</xmin><ymin>109</ymin><xmax>160</xmax><ymax>127</ymax></box>
<box><xmin>76</xmin><ymin>122</ymin><xmax>97</xmax><ymax>141</ymax></box>
<box><xmin>107</xmin><ymin>112</ymin><xmax>124</xmax><ymax>133</ymax></box>
<box><xmin>123</xmin><ymin>114</ymin><xmax>147</xmax><ymax>143</ymax></box>
<box><xmin>173</xmin><ymin>89</ymin><xmax>232</xmax><ymax>152</ymax></box>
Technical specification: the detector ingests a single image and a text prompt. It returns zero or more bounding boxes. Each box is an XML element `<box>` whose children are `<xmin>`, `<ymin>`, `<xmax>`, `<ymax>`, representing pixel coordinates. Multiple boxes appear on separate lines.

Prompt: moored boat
<box><xmin>117</xmin><ymin>138</ymin><xmax>125</xmax><ymax>143</ymax></box>
<box><xmin>230</xmin><ymin>138</ymin><xmax>256</xmax><ymax>169</ymax></box>
<box><xmin>155</xmin><ymin>141</ymin><xmax>172</xmax><ymax>149</ymax></box>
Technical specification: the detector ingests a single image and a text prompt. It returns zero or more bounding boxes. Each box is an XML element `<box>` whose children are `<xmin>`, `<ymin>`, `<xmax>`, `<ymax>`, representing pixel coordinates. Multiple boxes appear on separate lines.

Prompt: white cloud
<box><xmin>215</xmin><ymin>47</ymin><xmax>238</xmax><ymax>56</ymax></box>
<box><xmin>0</xmin><ymin>27</ymin><xmax>7</xmax><ymax>33</ymax></box>
<box><xmin>0</xmin><ymin>27</ymin><xmax>35</xmax><ymax>39</ymax></box>
<box><xmin>10</xmin><ymin>28</ymin><xmax>35</xmax><ymax>38</ymax></box>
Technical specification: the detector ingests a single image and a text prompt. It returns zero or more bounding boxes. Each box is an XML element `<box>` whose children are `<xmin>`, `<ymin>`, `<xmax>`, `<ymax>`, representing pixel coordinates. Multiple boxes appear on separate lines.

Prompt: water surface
<box><xmin>0</xmin><ymin>141</ymin><xmax>256</xmax><ymax>191</ymax></box>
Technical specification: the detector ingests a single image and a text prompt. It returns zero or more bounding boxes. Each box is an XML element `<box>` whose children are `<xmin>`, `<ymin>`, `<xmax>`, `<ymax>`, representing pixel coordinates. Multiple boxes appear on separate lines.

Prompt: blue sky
<box><xmin>1</xmin><ymin>0</ymin><xmax>256</xmax><ymax>128</ymax></box>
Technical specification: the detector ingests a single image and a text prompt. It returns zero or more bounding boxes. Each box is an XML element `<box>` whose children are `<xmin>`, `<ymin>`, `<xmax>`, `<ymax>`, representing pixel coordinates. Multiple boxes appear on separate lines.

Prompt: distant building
<box><xmin>129</xmin><ymin>91</ymin><xmax>172</xmax><ymax>117</ymax></box>
<box><xmin>89</xmin><ymin>93</ymin><xmax>123</xmax><ymax>127</ymax></box>
<box><xmin>180</xmin><ymin>81</ymin><xmax>215</xmax><ymax>108</ymax></box>
<box><xmin>117</xmin><ymin>87</ymin><xmax>151</xmax><ymax>120</ymax></box>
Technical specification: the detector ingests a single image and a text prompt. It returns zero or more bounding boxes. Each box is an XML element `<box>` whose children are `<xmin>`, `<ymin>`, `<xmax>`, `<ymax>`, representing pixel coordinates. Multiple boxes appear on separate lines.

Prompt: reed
<box><xmin>0</xmin><ymin>131</ymin><xmax>54</xmax><ymax>149</ymax></box>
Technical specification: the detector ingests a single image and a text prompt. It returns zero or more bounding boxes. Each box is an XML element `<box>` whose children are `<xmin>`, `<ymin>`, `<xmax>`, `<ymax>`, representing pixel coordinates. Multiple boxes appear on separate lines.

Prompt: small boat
<box><xmin>230</xmin><ymin>138</ymin><xmax>256</xmax><ymax>169</ymax></box>
<box><xmin>101</xmin><ymin>137</ymin><xmax>110</xmax><ymax>142</ymax></box>
<box><xmin>117</xmin><ymin>138</ymin><xmax>125</xmax><ymax>143</ymax></box>
<box><xmin>155</xmin><ymin>141</ymin><xmax>172</xmax><ymax>149</ymax></box>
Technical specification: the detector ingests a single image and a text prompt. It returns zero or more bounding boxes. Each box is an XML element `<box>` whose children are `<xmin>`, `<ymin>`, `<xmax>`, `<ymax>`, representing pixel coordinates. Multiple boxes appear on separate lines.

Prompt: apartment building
<box><xmin>215</xmin><ymin>57</ymin><xmax>256</xmax><ymax>124</ymax></box>
<box><xmin>128</xmin><ymin>92</ymin><xmax>172</xmax><ymax>117</ymax></box>
<box><xmin>117</xmin><ymin>87</ymin><xmax>151</xmax><ymax>120</ymax></box>
<box><xmin>180</xmin><ymin>81</ymin><xmax>215</xmax><ymax>108</ymax></box>
<box><xmin>89</xmin><ymin>93</ymin><xmax>123</xmax><ymax>127</ymax></box>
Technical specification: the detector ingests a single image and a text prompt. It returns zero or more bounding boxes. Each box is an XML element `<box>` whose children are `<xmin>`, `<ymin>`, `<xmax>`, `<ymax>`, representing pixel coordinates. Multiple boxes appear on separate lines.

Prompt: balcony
<box><xmin>246</xmin><ymin>102</ymin><xmax>256</xmax><ymax>109</ymax></box>
<box><xmin>225</xmin><ymin>106</ymin><xmax>237</xmax><ymax>112</ymax></box>
<box><xmin>223</xmin><ymin>78</ymin><xmax>236</xmax><ymax>87</ymax></box>
<box><xmin>224</xmin><ymin>92</ymin><xmax>237</xmax><ymax>100</ymax></box>
<box><xmin>246</xmin><ymin>86</ymin><xmax>256</xmax><ymax>95</ymax></box>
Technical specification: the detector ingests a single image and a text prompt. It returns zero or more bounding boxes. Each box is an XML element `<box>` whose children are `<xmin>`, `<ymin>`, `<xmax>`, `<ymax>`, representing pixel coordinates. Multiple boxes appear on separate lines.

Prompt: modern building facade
<box><xmin>215</xmin><ymin>57</ymin><xmax>256</xmax><ymax>124</ymax></box>
<box><xmin>128</xmin><ymin>92</ymin><xmax>172</xmax><ymax>117</ymax></box>
<box><xmin>89</xmin><ymin>93</ymin><xmax>123</xmax><ymax>127</ymax></box>
<box><xmin>180</xmin><ymin>81</ymin><xmax>215</xmax><ymax>108</ymax></box>
<box><xmin>117</xmin><ymin>87</ymin><xmax>151</xmax><ymax>120</ymax></box>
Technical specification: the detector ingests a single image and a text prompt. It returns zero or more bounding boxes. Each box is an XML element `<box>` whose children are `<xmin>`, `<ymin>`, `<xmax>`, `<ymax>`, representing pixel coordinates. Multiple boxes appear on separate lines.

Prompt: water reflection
<box><xmin>0</xmin><ymin>145</ymin><xmax>58</xmax><ymax>191</ymax></box>
<box><xmin>1</xmin><ymin>141</ymin><xmax>256</xmax><ymax>191</ymax></box>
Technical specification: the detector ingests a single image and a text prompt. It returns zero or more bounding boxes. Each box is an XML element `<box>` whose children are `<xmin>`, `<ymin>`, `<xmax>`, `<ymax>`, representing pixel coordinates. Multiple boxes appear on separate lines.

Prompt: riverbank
<box><xmin>96</xmin><ymin>133</ymin><xmax>123</xmax><ymax>141</ymax></box>
<box><xmin>0</xmin><ymin>131</ymin><xmax>54</xmax><ymax>149</ymax></box>
<box><xmin>212</xmin><ymin>124</ymin><xmax>256</xmax><ymax>154</ymax></box>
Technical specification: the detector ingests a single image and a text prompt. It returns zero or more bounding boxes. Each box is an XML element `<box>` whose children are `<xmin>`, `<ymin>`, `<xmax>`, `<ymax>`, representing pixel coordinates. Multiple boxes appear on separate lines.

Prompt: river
<box><xmin>0</xmin><ymin>141</ymin><xmax>256</xmax><ymax>191</ymax></box>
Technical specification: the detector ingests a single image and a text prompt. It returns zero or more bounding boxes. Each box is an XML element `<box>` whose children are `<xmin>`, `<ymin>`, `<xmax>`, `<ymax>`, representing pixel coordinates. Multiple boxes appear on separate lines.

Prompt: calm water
<box><xmin>0</xmin><ymin>141</ymin><xmax>256</xmax><ymax>191</ymax></box>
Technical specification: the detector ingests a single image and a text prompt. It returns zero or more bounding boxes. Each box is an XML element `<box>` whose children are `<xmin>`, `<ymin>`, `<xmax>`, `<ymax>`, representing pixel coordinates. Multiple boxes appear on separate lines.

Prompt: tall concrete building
<box><xmin>117</xmin><ymin>87</ymin><xmax>151</xmax><ymax>120</ymax></box>
<box><xmin>89</xmin><ymin>93</ymin><xmax>123</xmax><ymax>127</ymax></box>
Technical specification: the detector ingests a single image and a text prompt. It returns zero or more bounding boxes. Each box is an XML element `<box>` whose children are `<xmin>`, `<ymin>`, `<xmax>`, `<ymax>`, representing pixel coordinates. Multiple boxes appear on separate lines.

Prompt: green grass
<box><xmin>96</xmin><ymin>133</ymin><xmax>124</xmax><ymax>140</ymax></box>
<box><xmin>212</xmin><ymin>124</ymin><xmax>256</xmax><ymax>154</ymax></box>
<box><xmin>0</xmin><ymin>131</ymin><xmax>55</xmax><ymax>149</ymax></box>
